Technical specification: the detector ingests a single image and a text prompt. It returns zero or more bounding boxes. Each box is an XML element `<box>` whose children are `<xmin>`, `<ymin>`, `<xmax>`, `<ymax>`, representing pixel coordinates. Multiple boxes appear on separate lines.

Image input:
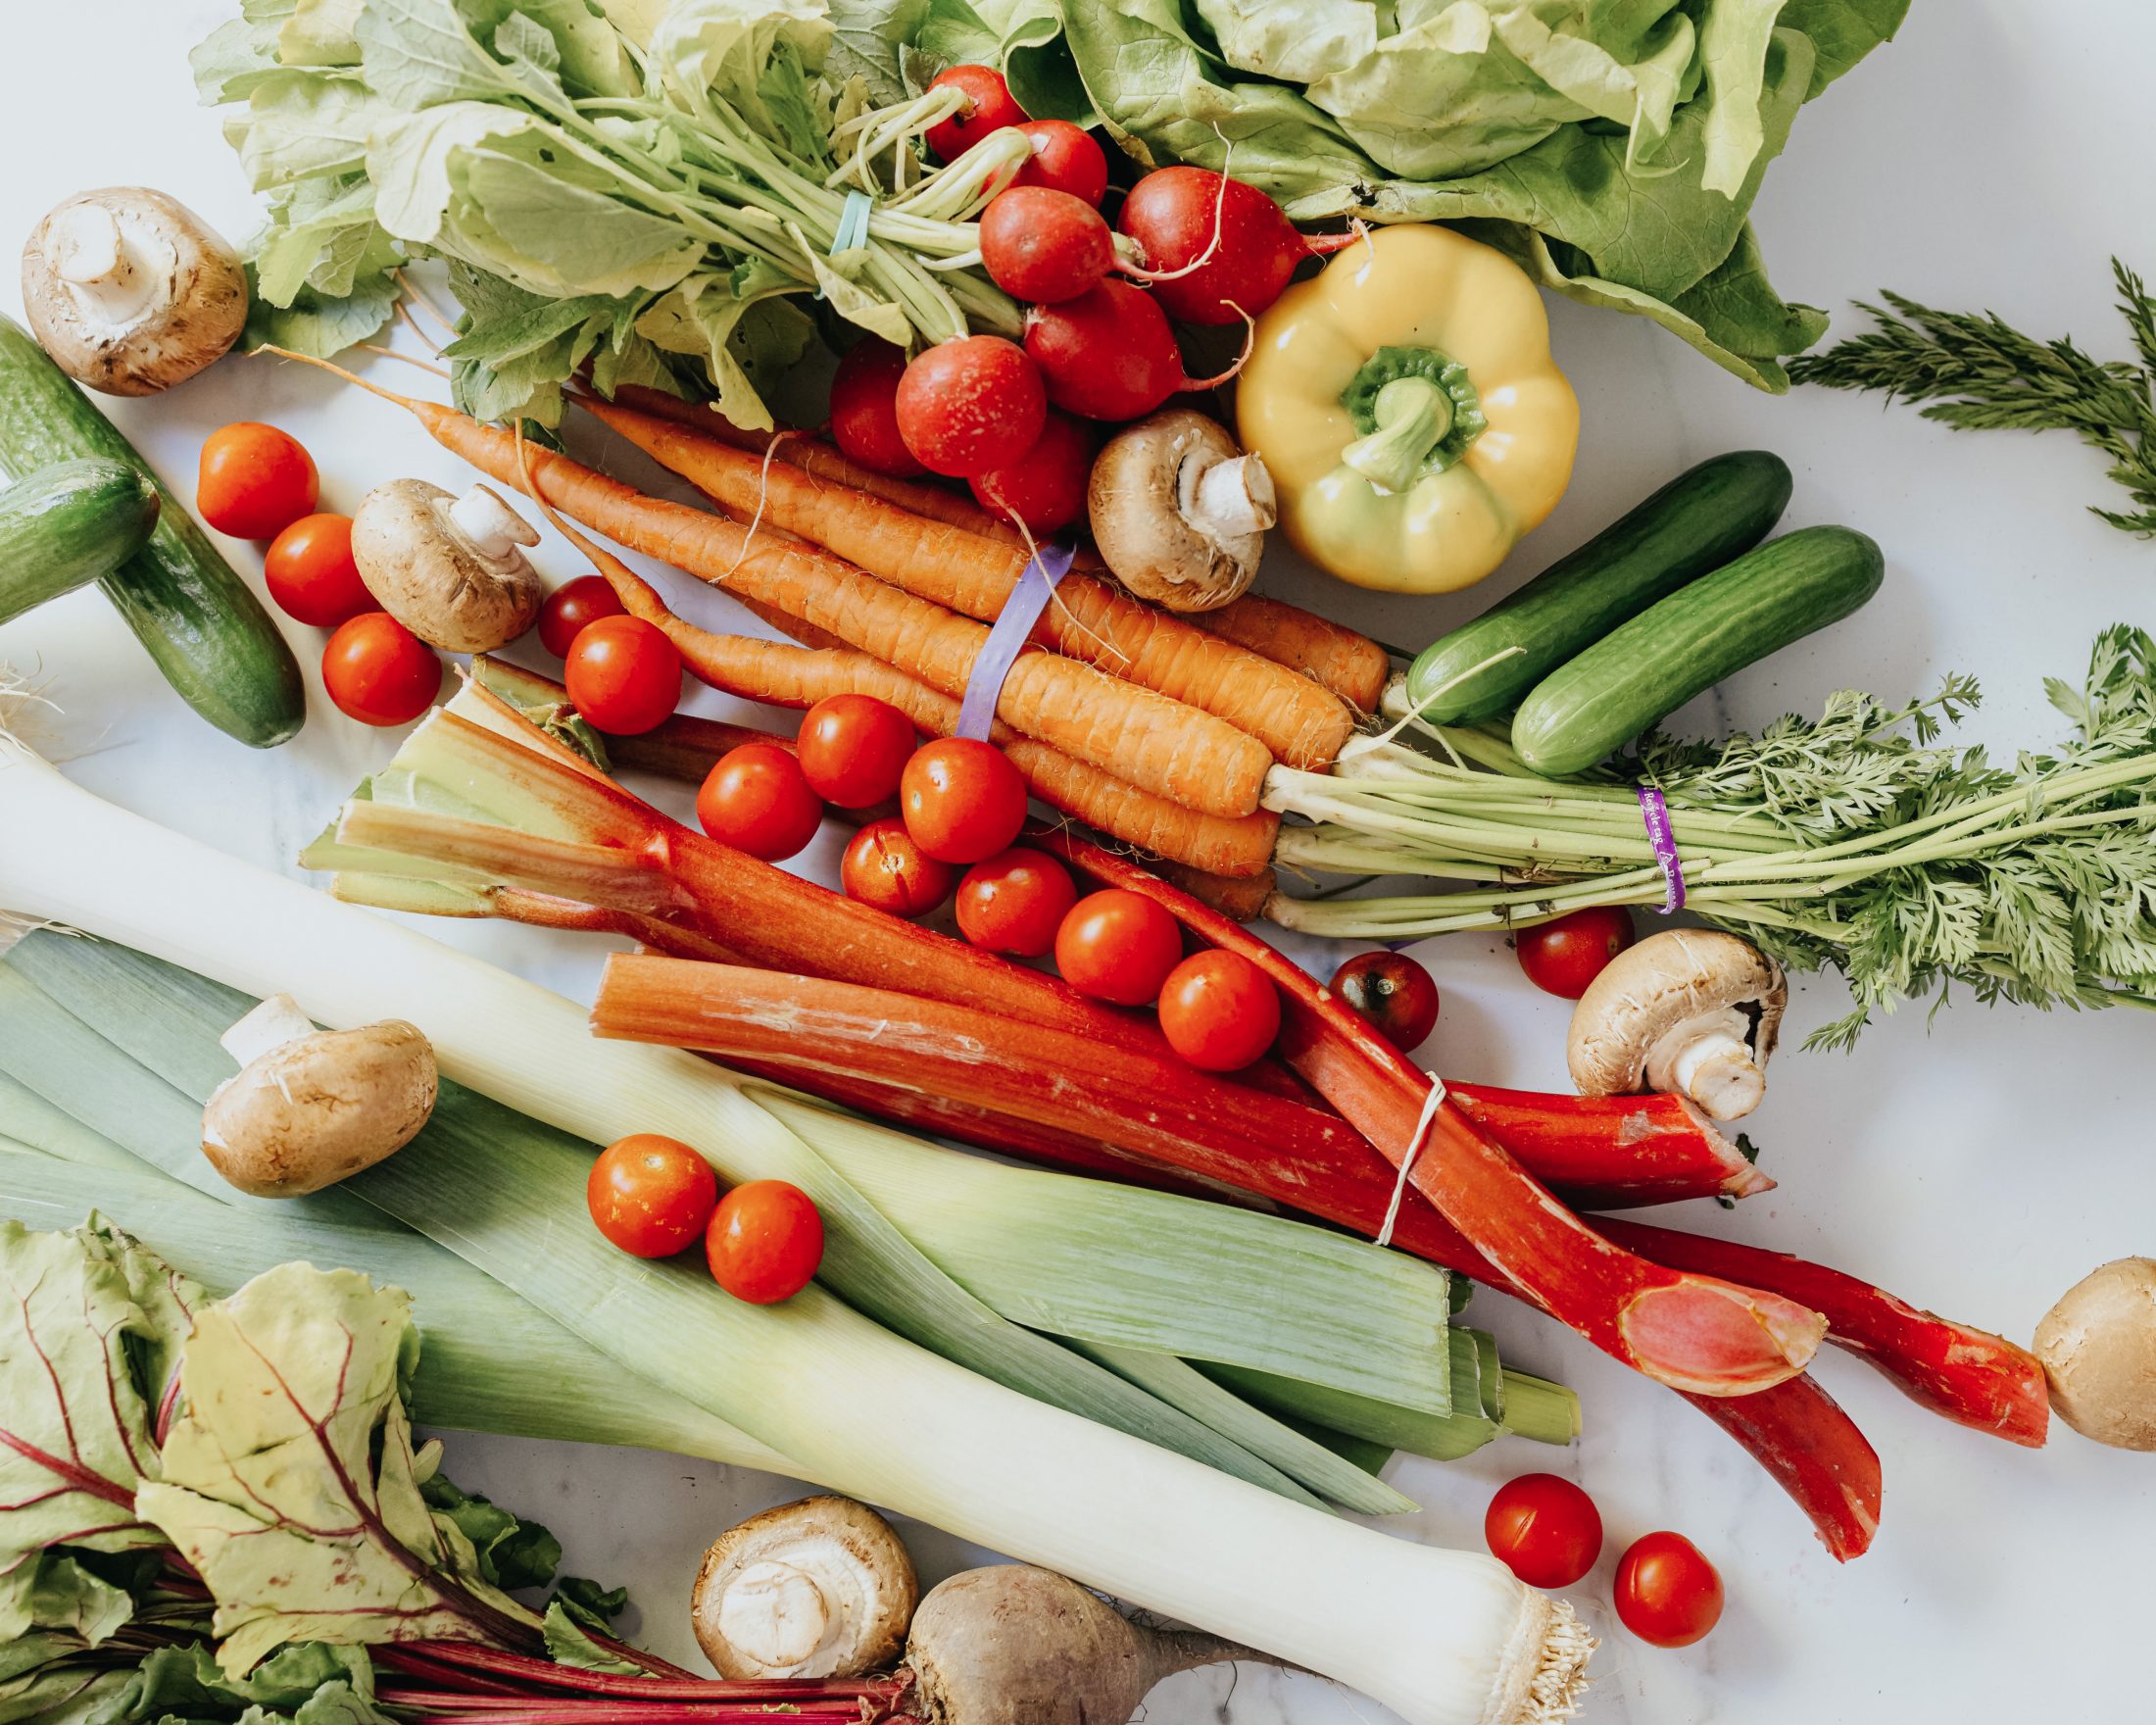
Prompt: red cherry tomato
<box><xmin>900</xmin><ymin>737</ymin><xmax>1027</xmax><ymax>863</ymax></box>
<box><xmin>1614</xmin><ymin>1532</ymin><xmax>1724</xmax><ymax>1649</ymax></box>
<box><xmin>697</xmin><ymin>741</ymin><xmax>824</xmax><ymax>862</ymax></box>
<box><xmin>1157</xmin><ymin>950</ymin><xmax>1281</xmax><ymax>1072</ymax></box>
<box><xmin>564</xmin><ymin>615</ymin><xmax>681</xmax><ymax>735</ymax></box>
<box><xmin>895</xmin><ymin>336</ymin><xmax>1047</xmax><ymax>478</ymax></box>
<box><xmin>1516</xmin><ymin>906</ymin><xmax>1636</xmax><ymax>999</ymax></box>
<box><xmin>707</xmin><ymin>1179</ymin><xmax>825</xmax><ymax>1305</ymax></box>
<box><xmin>538</xmin><ymin>575</ymin><xmax>627</xmax><ymax>660</ymax></box>
<box><xmin>586</xmin><ymin>1133</ymin><xmax>719</xmax><ymax>1258</ymax></box>
<box><xmin>828</xmin><ymin>339</ymin><xmax>926</xmax><ymax>479</ymax></box>
<box><xmin>1013</xmin><ymin>119</ymin><xmax>1109</xmax><ymax>206</ymax></box>
<box><xmin>924</xmin><ymin>65</ymin><xmax>1027</xmax><ymax>163</ymax></box>
<box><xmin>968</xmin><ymin>411</ymin><xmax>1091</xmax><ymax>535</ymax></box>
<box><xmin>1054</xmin><ymin>889</ymin><xmax>1183</xmax><ymax>1007</ymax></box>
<box><xmin>1483</xmin><ymin>1474</ymin><xmax>1603</xmax><ymax>1590</ymax></box>
<box><xmin>263</xmin><ymin>513</ymin><xmax>369</xmax><ymax>627</ymax></box>
<box><xmin>842</xmin><ymin>817</ymin><xmax>957</xmax><ymax>917</ymax></box>
<box><xmin>1331</xmin><ymin>951</ymin><xmax>1441</xmax><ymax>1052</ymax></box>
<box><xmin>956</xmin><ymin>847</ymin><xmax>1077</xmax><ymax>958</ymax></box>
<box><xmin>321</xmin><ymin>612</ymin><xmax>440</xmax><ymax>727</ymax></box>
<box><xmin>197</xmin><ymin>421</ymin><xmax>318</xmax><ymax>540</ymax></box>
<box><xmin>796</xmin><ymin>693</ymin><xmax>916</xmax><ymax>809</ymax></box>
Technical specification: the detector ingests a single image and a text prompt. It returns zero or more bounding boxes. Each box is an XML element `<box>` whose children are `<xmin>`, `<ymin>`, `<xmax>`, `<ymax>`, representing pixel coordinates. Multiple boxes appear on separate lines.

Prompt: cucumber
<box><xmin>1511</xmin><ymin>524</ymin><xmax>1886</xmax><ymax>778</ymax></box>
<box><xmin>1404</xmin><ymin>452</ymin><xmax>1793</xmax><ymax>723</ymax></box>
<box><xmin>0</xmin><ymin>460</ymin><xmax>161</xmax><ymax>627</ymax></box>
<box><xmin>0</xmin><ymin>317</ymin><xmax>305</xmax><ymax>747</ymax></box>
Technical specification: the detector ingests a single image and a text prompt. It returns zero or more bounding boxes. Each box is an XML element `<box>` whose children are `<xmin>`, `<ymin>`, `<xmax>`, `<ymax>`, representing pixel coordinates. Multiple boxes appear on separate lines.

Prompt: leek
<box><xmin>0</xmin><ymin>1065</ymin><xmax>137</xmax><ymax>1171</ymax></box>
<box><xmin>0</xmin><ymin>739</ymin><xmax>1592</xmax><ymax>1725</ymax></box>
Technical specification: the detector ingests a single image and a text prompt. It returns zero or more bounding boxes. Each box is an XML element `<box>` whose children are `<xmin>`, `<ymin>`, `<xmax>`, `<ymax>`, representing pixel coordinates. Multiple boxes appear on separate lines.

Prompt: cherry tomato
<box><xmin>956</xmin><ymin>847</ymin><xmax>1077</xmax><ymax>958</ymax></box>
<box><xmin>1516</xmin><ymin>906</ymin><xmax>1636</xmax><ymax>1000</ymax></box>
<box><xmin>1331</xmin><ymin>951</ymin><xmax>1441</xmax><ymax>1052</ymax></box>
<box><xmin>1483</xmin><ymin>1474</ymin><xmax>1602</xmax><ymax>1590</ymax></box>
<box><xmin>900</xmin><ymin>737</ymin><xmax>1027</xmax><ymax>863</ymax></box>
<box><xmin>1012</xmin><ymin>119</ymin><xmax>1109</xmax><ymax>206</ymax></box>
<box><xmin>586</xmin><ymin>1133</ymin><xmax>719</xmax><ymax>1258</ymax></box>
<box><xmin>538</xmin><ymin>575</ymin><xmax>627</xmax><ymax>660</ymax></box>
<box><xmin>924</xmin><ymin>65</ymin><xmax>1027</xmax><ymax>163</ymax></box>
<box><xmin>707</xmin><ymin>1179</ymin><xmax>825</xmax><ymax>1305</ymax></box>
<box><xmin>842</xmin><ymin>817</ymin><xmax>957</xmax><ymax>917</ymax></box>
<box><xmin>321</xmin><ymin>612</ymin><xmax>440</xmax><ymax>727</ymax></box>
<box><xmin>263</xmin><ymin>513</ymin><xmax>368</xmax><ymax>627</ymax></box>
<box><xmin>828</xmin><ymin>339</ymin><xmax>926</xmax><ymax>478</ymax></box>
<box><xmin>697</xmin><ymin>742</ymin><xmax>824</xmax><ymax>862</ymax></box>
<box><xmin>564</xmin><ymin>615</ymin><xmax>681</xmax><ymax>735</ymax></box>
<box><xmin>968</xmin><ymin>410</ymin><xmax>1091</xmax><ymax>536</ymax></box>
<box><xmin>1054</xmin><ymin>889</ymin><xmax>1183</xmax><ymax>1007</ymax></box>
<box><xmin>796</xmin><ymin>693</ymin><xmax>916</xmax><ymax>809</ymax></box>
<box><xmin>1157</xmin><ymin>950</ymin><xmax>1281</xmax><ymax>1072</ymax></box>
<box><xmin>1613</xmin><ymin>1532</ymin><xmax>1724</xmax><ymax>1649</ymax></box>
<box><xmin>197</xmin><ymin>421</ymin><xmax>318</xmax><ymax>539</ymax></box>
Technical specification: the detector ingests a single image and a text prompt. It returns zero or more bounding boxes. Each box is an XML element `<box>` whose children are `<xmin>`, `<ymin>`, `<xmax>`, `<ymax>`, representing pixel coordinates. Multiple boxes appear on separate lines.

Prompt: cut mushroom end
<box><xmin>352</xmin><ymin>478</ymin><xmax>546</xmax><ymax>655</ymax></box>
<box><xmin>1566</xmin><ymin>929</ymin><xmax>1785</xmax><ymax>1122</ymax></box>
<box><xmin>691</xmin><ymin>1496</ymin><xmax>917</xmax><ymax>1681</ymax></box>
<box><xmin>1089</xmin><ymin>409</ymin><xmax>1271</xmax><ymax>613</ymax></box>
<box><xmin>201</xmin><ymin>994</ymin><xmax>438</xmax><ymax>1198</ymax></box>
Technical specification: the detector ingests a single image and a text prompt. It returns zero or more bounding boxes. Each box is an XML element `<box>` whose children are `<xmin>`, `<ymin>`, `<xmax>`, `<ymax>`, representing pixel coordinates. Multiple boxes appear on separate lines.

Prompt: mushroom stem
<box><xmin>450</xmin><ymin>484</ymin><xmax>543</xmax><ymax>564</ymax></box>
<box><xmin>1185</xmin><ymin>453</ymin><xmax>1276</xmax><ymax>542</ymax></box>
<box><xmin>1654</xmin><ymin>1025</ymin><xmax>1766</xmax><ymax>1121</ymax></box>
<box><xmin>220</xmin><ymin>993</ymin><xmax>316</xmax><ymax>1067</ymax></box>
<box><xmin>46</xmin><ymin>202</ymin><xmax>168</xmax><ymax>325</ymax></box>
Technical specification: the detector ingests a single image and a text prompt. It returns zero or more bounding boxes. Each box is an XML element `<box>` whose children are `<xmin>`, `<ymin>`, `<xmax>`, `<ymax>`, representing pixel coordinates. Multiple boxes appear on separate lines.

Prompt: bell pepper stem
<box><xmin>1341</xmin><ymin>377</ymin><xmax>1451</xmax><ymax>493</ymax></box>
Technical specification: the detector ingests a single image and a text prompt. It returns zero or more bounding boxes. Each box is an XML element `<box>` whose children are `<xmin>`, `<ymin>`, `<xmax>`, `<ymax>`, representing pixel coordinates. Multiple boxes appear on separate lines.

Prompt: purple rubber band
<box><xmin>1637</xmin><ymin>784</ymin><xmax>1686</xmax><ymax>913</ymax></box>
<box><xmin>956</xmin><ymin>543</ymin><xmax>1076</xmax><ymax>741</ymax></box>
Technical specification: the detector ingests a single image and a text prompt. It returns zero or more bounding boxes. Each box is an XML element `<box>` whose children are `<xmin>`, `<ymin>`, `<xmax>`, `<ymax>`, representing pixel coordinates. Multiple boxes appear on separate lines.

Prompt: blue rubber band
<box><xmin>956</xmin><ymin>544</ymin><xmax>1077</xmax><ymax>741</ymax></box>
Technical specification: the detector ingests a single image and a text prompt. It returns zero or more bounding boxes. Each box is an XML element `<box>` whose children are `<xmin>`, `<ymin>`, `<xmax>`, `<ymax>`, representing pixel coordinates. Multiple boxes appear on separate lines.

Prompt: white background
<box><xmin>3</xmin><ymin>4</ymin><xmax>2151</xmax><ymax>1720</ymax></box>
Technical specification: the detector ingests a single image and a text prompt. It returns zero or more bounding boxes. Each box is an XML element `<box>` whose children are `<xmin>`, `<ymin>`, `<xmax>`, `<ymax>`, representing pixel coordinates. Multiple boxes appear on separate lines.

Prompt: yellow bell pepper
<box><xmin>1238</xmin><ymin>224</ymin><xmax>1579</xmax><ymax>594</ymax></box>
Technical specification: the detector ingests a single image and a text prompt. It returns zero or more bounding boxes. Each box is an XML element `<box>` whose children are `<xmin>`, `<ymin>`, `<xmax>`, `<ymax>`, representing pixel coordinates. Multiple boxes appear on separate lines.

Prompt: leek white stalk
<box><xmin>0</xmin><ymin>736</ymin><xmax>1592</xmax><ymax>1725</ymax></box>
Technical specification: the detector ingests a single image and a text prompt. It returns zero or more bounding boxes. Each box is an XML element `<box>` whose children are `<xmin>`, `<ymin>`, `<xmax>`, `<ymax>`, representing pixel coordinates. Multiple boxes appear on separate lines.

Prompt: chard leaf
<box><xmin>135</xmin><ymin>1263</ymin><xmax>541</xmax><ymax>1676</ymax></box>
<box><xmin>417</xmin><ymin>1476</ymin><xmax>561</xmax><ymax>1593</ymax></box>
<box><xmin>0</xmin><ymin>1553</ymin><xmax>136</xmax><ymax>1684</ymax></box>
<box><xmin>541</xmin><ymin>1601</ymin><xmax>639</xmax><ymax>1674</ymax></box>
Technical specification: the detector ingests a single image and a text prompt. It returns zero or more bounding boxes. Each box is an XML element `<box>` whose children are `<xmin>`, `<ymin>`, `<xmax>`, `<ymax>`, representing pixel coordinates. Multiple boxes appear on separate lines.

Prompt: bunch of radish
<box><xmin>835</xmin><ymin>66</ymin><xmax>1347</xmax><ymax>536</ymax></box>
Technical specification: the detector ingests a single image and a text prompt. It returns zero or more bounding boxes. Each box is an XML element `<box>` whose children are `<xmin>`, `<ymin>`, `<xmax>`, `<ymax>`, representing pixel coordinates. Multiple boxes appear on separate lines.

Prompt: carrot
<box><xmin>613</xmin><ymin>384</ymin><xmax>1391</xmax><ymax>712</ymax></box>
<box><xmin>582</xmin><ymin>396</ymin><xmax>1358</xmax><ymax>767</ymax></box>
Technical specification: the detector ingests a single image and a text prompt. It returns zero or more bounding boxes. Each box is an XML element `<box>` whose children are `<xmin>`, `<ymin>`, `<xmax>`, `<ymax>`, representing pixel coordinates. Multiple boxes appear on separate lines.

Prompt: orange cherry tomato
<box><xmin>564</xmin><ymin>615</ymin><xmax>681</xmax><ymax>735</ymax></box>
<box><xmin>264</xmin><ymin>513</ymin><xmax>369</xmax><ymax>627</ymax></box>
<box><xmin>1484</xmin><ymin>1474</ymin><xmax>1603</xmax><ymax>1590</ymax></box>
<box><xmin>197</xmin><ymin>421</ymin><xmax>318</xmax><ymax>539</ymax></box>
<box><xmin>842</xmin><ymin>818</ymin><xmax>957</xmax><ymax>917</ymax></box>
<box><xmin>707</xmin><ymin>1179</ymin><xmax>824</xmax><ymax>1305</ymax></box>
<box><xmin>1156</xmin><ymin>950</ymin><xmax>1281</xmax><ymax>1072</ymax></box>
<box><xmin>900</xmin><ymin>737</ymin><xmax>1027</xmax><ymax>863</ymax></box>
<box><xmin>586</xmin><ymin>1134</ymin><xmax>719</xmax><ymax>1258</ymax></box>
<box><xmin>1054</xmin><ymin>888</ymin><xmax>1183</xmax><ymax>1007</ymax></box>
<box><xmin>955</xmin><ymin>847</ymin><xmax>1076</xmax><ymax>958</ymax></box>
<box><xmin>797</xmin><ymin>694</ymin><xmax>917</xmax><ymax>809</ymax></box>
<box><xmin>697</xmin><ymin>741</ymin><xmax>825</xmax><ymax>862</ymax></box>
<box><xmin>538</xmin><ymin>575</ymin><xmax>627</xmax><ymax>659</ymax></box>
<box><xmin>1614</xmin><ymin>1532</ymin><xmax>1724</xmax><ymax>1649</ymax></box>
<box><xmin>321</xmin><ymin>612</ymin><xmax>440</xmax><ymax>727</ymax></box>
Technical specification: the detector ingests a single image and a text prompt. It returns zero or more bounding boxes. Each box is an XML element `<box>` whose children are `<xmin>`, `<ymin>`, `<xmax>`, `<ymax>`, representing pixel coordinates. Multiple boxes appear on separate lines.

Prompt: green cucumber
<box><xmin>0</xmin><ymin>317</ymin><xmax>304</xmax><ymax>747</ymax></box>
<box><xmin>0</xmin><ymin>459</ymin><xmax>161</xmax><ymax>627</ymax></box>
<box><xmin>1405</xmin><ymin>451</ymin><xmax>1792</xmax><ymax>723</ymax></box>
<box><xmin>1511</xmin><ymin>524</ymin><xmax>1886</xmax><ymax>777</ymax></box>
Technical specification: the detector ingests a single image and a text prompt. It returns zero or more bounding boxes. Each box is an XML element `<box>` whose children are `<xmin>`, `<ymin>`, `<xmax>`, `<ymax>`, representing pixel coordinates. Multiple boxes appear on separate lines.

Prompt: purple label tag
<box><xmin>956</xmin><ymin>543</ymin><xmax>1076</xmax><ymax>742</ymax></box>
<box><xmin>1637</xmin><ymin>784</ymin><xmax>1686</xmax><ymax>913</ymax></box>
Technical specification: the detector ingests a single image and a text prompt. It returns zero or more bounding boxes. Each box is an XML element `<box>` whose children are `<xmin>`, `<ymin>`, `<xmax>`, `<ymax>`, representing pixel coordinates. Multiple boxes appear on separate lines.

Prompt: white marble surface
<box><xmin>3</xmin><ymin>3</ymin><xmax>2151</xmax><ymax>1719</ymax></box>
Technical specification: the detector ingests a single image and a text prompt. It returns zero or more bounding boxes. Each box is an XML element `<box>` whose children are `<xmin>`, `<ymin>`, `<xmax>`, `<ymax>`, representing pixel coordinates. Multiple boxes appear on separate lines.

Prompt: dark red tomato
<box><xmin>321</xmin><ymin>612</ymin><xmax>440</xmax><ymax>727</ymax></box>
<box><xmin>198</xmin><ymin>421</ymin><xmax>318</xmax><ymax>539</ymax></box>
<box><xmin>564</xmin><ymin>615</ymin><xmax>681</xmax><ymax>735</ymax></box>
<box><xmin>586</xmin><ymin>1133</ymin><xmax>719</xmax><ymax>1258</ymax></box>
<box><xmin>956</xmin><ymin>847</ymin><xmax>1077</xmax><ymax>958</ymax></box>
<box><xmin>1054</xmin><ymin>888</ymin><xmax>1183</xmax><ymax>1007</ymax></box>
<box><xmin>697</xmin><ymin>741</ymin><xmax>824</xmax><ymax>862</ymax></box>
<box><xmin>896</xmin><ymin>336</ymin><xmax>1047</xmax><ymax>478</ymax></box>
<box><xmin>924</xmin><ymin>65</ymin><xmax>1027</xmax><ymax>163</ymax></box>
<box><xmin>1614</xmin><ymin>1532</ymin><xmax>1724</xmax><ymax>1649</ymax></box>
<box><xmin>1331</xmin><ymin>951</ymin><xmax>1441</xmax><ymax>1052</ymax></box>
<box><xmin>1022</xmin><ymin>280</ymin><xmax>1183</xmax><ymax>421</ymax></box>
<box><xmin>1516</xmin><ymin>906</ymin><xmax>1636</xmax><ymax>999</ymax></box>
<box><xmin>264</xmin><ymin>513</ymin><xmax>369</xmax><ymax>627</ymax></box>
<box><xmin>1157</xmin><ymin>950</ymin><xmax>1281</xmax><ymax>1072</ymax></box>
<box><xmin>968</xmin><ymin>411</ymin><xmax>1091</xmax><ymax>536</ymax></box>
<box><xmin>1118</xmin><ymin>168</ymin><xmax>1308</xmax><ymax>326</ymax></box>
<box><xmin>900</xmin><ymin>737</ymin><xmax>1027</xmax><ymax>863</ymax></box>
<box><xmin>796</xmin><ymin>693</ymin><xmax>916</xmax><ymax>809</ymax></box>
<box><xmin>828</xmin><ymin>339</ymin><xmax>926</xmax><ymax>479</ymax></box>
<box><xmin>842</xmin><ymin>817</ymin><xmax>957</xmax><ymax>917</ymax></box>
<box><xmin>1484</xmin><ymin>1474</ymin><xmax>1602</xmax><ymax>1590</ymax></box>
<box><xmin>1013</xmin><ymin>120</ymin><xmax>1109</xmax><ymax>206</ymax></box>
<box><xmin>707</xmin><ymin>1179</ymin><xmax>825</xmax><ymax>1305</ymax></box>
<box><xmin>538</xmin><ymin>575</ymin><xmax>627</xmax><ymax>659</ymax></box>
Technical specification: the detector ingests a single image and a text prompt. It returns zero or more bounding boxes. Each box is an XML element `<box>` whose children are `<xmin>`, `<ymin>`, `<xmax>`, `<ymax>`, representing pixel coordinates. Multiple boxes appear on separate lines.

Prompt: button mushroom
<box><xmin>2034</xmin><ymin>1257</ymin><xmax>2156</xmax><ymax>1451</ymax></box>
<box><xmin>691</xmin><ymin>1496</ymin><xmax>918</xmax><ymax>1681</ymax></box>
<box><xmin>352</xmin><ymin>479</ymin><xmax>545</xmax><ymax>654</ymax></box>
<box><xmin>1087</xmin><ymin>409</ymin><xmax>1276</xmax><ymax>613</ymax></box>
<box><xmin>1565</xmin><ymin>929</ymin><xmax>1785</xmax><ymax>1121</ymax></box>
<box><xmin>21</xmin><ymin>188</ymin><xmax>248</xmax><ymax>396</ymax></box>
<box><xmin>202</xmin><ymin>994</ymin><xmax>437</xmax><ymax>1198</ymax></box>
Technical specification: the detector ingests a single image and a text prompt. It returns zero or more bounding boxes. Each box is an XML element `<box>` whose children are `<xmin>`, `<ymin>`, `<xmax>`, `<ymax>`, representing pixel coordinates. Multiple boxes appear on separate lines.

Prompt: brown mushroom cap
<box><xmin>691</xmin><ymin>1496</ymin><xmax>917</xmax><ymax>1681</ymax></box>
<box><xmin>2034</xmin><ymin>1257</ymin><xmax>2156</xmax><ymax>1451</ymax></box>
<box><xmin>1565</xmin><ymin>929</ymin><xmax>1785</xmax><ymax>1121</ymax></box>
<box><xmin>1088</xmin><ymin>410</ymin><xmax>1275</xmax><ymax>613</ymax></box>
<box><xmin>352</xmin><ymin>479</ymin><xmax>545</xmax><ymax>654</ymax></box>
<box><xmin>202</xmin><ymin>1018</ymin><xmax>437</xmax><ymax>1197</ymax></box>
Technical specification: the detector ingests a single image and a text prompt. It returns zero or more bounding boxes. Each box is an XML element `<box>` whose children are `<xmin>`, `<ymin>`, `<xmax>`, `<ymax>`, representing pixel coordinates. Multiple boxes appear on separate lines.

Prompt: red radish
<box><xmin>829</xmin><ymin>340</ymin><xmax>925</xmax><ymax>478</ymax></box>
<box><xmin>980</xmin><ymin>186</ymin><xmax>1115</xmax><ymax>304</ymax></box>
<box><xmin>1023</xmin><ymin>281</ymin><xmax>1188</xmax><ymax>421</ymax></box>
<box><xmin>924</xmin><ymin>66</ymin><xmax>1026</xmax><ymax>163</ymax></box>
<box><xmin>1013</xmin><ymin>120</ymin><xmax>1108</xmax><ymax>206</ymax></box>
<box><xmin>895</xmin><ymin>336</ymin><xmax>1046</xmax><ymax>478</ymax></box>
<box><xmin>1119</xmin><ymin>167</ymin><xmax>1344</xmax><ymax>326</ymax></box>
<box><xmin>968</xmin><ymin>411</ymin><xmax>1091</xmax><ymax>535</ymax></box>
